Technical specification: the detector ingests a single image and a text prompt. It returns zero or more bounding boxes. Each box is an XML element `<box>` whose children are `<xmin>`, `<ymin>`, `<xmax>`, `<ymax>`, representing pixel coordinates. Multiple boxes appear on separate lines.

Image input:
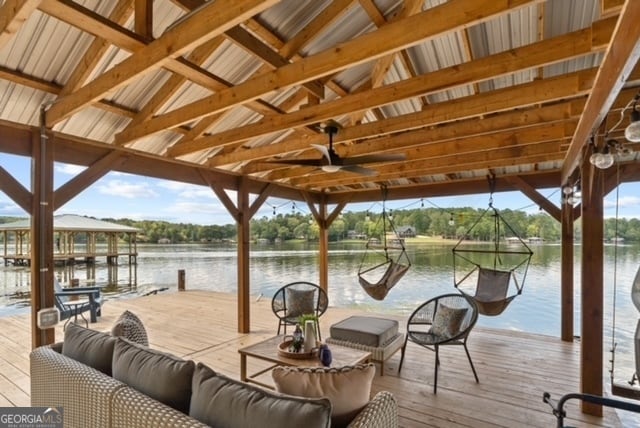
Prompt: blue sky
<box><xmin>1</xmin><ymin>152</ymin><xmax>639</xmax><ymax>225</ymax></box>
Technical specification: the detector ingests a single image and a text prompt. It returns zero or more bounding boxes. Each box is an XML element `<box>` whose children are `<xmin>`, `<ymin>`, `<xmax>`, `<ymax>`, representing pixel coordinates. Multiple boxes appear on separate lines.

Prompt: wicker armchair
<box><xmin>271</xmin><ymin>281</ymin><xmax>328</xmax><ymax>340</ymax></box>
<box><xmin>398</xmin><ymin>293</ymin><xmax>479</xmax><ymax>393</ymax></box>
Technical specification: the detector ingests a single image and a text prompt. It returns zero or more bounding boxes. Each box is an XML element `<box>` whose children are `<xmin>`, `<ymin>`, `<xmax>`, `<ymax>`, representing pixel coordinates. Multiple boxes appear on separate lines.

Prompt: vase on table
<box><xmin>319</xmin><ymin>343</ymin><xmax>332</xmax><ymax>367</ymax></box>
<box><xmin>304</xmin><ymin>320</ymin><xmax>316</xmax><ymax>353</ymax></box>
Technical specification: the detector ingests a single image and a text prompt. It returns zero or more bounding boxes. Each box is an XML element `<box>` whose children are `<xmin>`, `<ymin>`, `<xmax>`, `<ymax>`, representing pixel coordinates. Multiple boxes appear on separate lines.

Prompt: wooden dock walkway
<box><xmin>0</xmin><ymin>290</ymin><xmax>628</xmax><ymax>427</ymax></box>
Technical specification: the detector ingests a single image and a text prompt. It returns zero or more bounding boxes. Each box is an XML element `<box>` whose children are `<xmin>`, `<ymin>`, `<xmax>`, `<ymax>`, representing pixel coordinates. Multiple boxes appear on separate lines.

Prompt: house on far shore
<box><xmin>347</xmin><ymin>230</ymin><xmax>367</xmax><ymax>240</ymax></box>
<box><xmin>396</xmin><ymin>226</ymin><xmax>416</xmax><ymax>238</ymax></box>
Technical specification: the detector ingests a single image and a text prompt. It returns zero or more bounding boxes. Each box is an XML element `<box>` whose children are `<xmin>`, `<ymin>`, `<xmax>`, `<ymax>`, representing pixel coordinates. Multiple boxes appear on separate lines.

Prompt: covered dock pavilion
<box><xmin>0</xmin><ymin>0</ymin><xmax>640</xmax><ymax>422</ymax></box>
<box><xmin>0</xmin><ymin>214</ymin><xmax>139</xmax><ymax>266</ymax></box>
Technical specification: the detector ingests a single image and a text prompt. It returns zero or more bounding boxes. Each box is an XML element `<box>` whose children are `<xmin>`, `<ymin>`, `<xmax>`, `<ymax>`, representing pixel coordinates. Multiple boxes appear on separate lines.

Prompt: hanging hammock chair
<box><xmin>452</xmin><ymin>181</ymin><xmax>533</xmax><ymax>316</ymax></box>
<box><xmin>357</xmin><ymin>189</ymin><xmax>411</xmax><ymax>300</ymax></box>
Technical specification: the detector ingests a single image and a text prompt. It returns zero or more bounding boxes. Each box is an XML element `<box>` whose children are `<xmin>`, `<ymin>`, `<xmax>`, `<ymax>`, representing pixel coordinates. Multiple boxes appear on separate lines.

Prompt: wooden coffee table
<box><xmin>238</xmin><ymin>335</ymin><xmax>371</xmax><ymax>389</ymax></box>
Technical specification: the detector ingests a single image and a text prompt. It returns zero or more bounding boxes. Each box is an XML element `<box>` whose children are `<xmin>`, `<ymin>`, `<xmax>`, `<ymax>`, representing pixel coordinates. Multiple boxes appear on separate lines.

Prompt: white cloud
<box><xmin>164</xmin><ymin>201</ymin><xmax>227</xmax><ymax>215</ymax></box>
<box><xmin>97</xmin><ymin>180</ymin><xmax>159</xmax><ymax>199</ymax></box>
<box><xmin>55</xmin><ymin>163</ymin><xmax>86</xmax><ymax>175</ymax></box>
<box><xmin>157</xmin><ymin>181</ymin><xmax>214</xmax><ymax>199</ymax></box>
<box><xmin>0</xmin><ymin>201</ymin><xmax>25</xmax><ymax>215</ymax></box>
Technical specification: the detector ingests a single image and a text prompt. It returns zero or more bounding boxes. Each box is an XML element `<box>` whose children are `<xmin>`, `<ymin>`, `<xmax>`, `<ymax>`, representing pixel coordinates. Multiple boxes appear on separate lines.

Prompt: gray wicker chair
<box><xmin>271</xmin><ymin>281</ymin><xmax>328</xmax><ymax>340</ymax></box>
<box><xmin>398</xmin><ymin>293</ymin><xmax>479</xmax><ymax>393</ymax></box>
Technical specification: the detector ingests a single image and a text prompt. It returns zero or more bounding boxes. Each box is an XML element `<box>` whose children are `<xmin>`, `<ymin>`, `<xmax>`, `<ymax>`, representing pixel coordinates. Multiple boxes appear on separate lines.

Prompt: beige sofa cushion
<box><xmin>190</xmin><ymin>362</ymin><xmax>331</xmax><ymax>428</ymax></box>
<box><xmin>112</xmin><ymin>337</ymin><xmax>194</xmax><ymax>413</ymax></box>
<box><xmin>272</xmin><ymin>363</ymin><xmax>375</xmax><ymax>428</ymax></box>
<box><xmin>61</xmin><ymin>323</ymin><xmax>116</xmax><ymax>376</ymax></box>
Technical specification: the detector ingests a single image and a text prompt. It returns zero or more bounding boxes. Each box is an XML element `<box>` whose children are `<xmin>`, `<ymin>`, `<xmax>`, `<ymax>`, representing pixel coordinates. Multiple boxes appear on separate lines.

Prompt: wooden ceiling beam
<box><xmin>505</xmin><ymin>175</ymin><xmax>561</xmax><ymax>221</ymax></box>
<box><xmin>224</xmin><ymin>26</ymin><xmax>324</xmax><ymax>99</ymax></box>
<box><xmin>259</xmin><ymin>121</ymin><xmax>573</xmax><ymax>181</ymax></box>
<box><xmin>209</xmin><ymin>68</ymin><xmax>593</xmax><ymax>166</ymax></box>
<box><xmin>53</xmin><ymin>151</ymin><xmax>130</xmax><ymax>210</ymax></box>
<box><xmin>115</xmin><ymin>0</ymin><xmax>543</xmax><ymax>145</ymax></box>
<box><xmin>323</xmin><ymin>170</ymin><xmax>563</xmax><ymax>204</ymax></box>
<box><xmin>0</xmin><ymin>0</ymin><xmax>41</xmax><ymax>48</ymax></box>
<box><xmin>0</xmin><ymin>165</ymin><xmax>31</xmax><ymax>213</ymax></box>
<box><xmin>176</xmin><ymin>17</ymin><xmax>614</xmax><ymax>158</ymax></box>
<box><xmin>44</xmin><ymin>0</ymin><xmax>277</xmax><ymax>126</ymax></box>
<box><xmin>59</xmin><ymin>0</ymin><xmax>134</xmax><ymax>96</ymax></box>
<box><xmin>349</xmin><ymin>0</ymin><xmax>424</xmax><ymax>125</ymax></box>
<box><xmin>134</xmin><ymin>0</ymin><xmax>153</xmax><ymax>39</ymax></box>
<box><xmin>561</xmin><ymin>0</ymin><xmax>640</xmax><ymax>184</ymax></box>
<box><xmin>283</xmin><ymin>134</ymin><xmax>566</xmax><ymax>186</ymax></box>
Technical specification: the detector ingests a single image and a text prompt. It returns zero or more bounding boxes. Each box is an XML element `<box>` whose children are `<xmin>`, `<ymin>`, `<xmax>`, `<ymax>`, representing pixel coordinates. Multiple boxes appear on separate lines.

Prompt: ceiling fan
<box><xmin>266</xmin><ymin>122</ymin><xmax>406</xmax><ymax>176</ymax></box>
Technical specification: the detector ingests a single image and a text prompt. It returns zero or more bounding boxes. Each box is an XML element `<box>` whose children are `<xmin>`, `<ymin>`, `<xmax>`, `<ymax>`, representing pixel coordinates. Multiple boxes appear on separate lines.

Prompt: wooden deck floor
<box><xmin>0</xmin><ymin>290</ymin><xmax>628</xmax><ymax>427</ymax></box>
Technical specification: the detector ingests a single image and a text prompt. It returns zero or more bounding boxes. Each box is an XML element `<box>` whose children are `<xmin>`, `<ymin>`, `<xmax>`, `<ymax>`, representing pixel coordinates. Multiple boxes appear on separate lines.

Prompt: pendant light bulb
<box><xmin>625</xmin><ymin>109</ymin><xmax>640</xmax><ymax>143</ymax></box>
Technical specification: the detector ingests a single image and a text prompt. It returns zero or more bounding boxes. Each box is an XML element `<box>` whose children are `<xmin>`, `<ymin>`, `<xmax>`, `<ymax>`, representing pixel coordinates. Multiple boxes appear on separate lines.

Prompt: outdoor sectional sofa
<box><xmin>30</xmin><ymin>324</ymin><xmax>398</xmax><ymax>428</ymax></box>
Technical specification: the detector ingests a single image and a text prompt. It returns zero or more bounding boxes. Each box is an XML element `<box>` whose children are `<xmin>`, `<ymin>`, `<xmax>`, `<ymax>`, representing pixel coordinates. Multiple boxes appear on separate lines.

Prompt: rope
<box><xmin>487</xmin><ymin>174</ymin><xmax>496</xmax><ymax>207</ymax></box>
<box><xmin>610</xmin><ymin>164</ymin><xmax>620</xmax><ymax>383</ymax></box>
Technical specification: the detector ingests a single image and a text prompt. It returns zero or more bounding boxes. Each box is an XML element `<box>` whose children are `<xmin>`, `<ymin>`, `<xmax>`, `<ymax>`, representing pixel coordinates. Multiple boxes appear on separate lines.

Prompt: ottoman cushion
<box><xmin>330</xmin><ymin>316</ymin><xmax>398</xmax><ymax>347</ymax></box>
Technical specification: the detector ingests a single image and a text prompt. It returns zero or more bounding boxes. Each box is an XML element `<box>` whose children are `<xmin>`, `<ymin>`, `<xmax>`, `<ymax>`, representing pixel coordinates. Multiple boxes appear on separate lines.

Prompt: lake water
<box><xmin>1</xmin><ymin>241</ymin><xmax>638</xmax><ymax>388</ymax></box>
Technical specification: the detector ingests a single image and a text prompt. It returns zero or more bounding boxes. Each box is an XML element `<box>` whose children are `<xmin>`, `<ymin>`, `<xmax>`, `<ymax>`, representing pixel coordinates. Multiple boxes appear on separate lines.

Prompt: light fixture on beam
<box><xmin>625</xmin><ymin>94</ymin><xmax>640</xmax><ymax>143</ymax></box>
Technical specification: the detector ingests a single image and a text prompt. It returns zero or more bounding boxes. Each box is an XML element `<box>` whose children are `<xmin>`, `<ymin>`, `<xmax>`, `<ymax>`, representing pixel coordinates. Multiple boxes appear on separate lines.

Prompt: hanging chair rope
<box><xmin>357</xmin><ymin>186</ymin><xmax>411</xmax><ymax>300</ymax></box>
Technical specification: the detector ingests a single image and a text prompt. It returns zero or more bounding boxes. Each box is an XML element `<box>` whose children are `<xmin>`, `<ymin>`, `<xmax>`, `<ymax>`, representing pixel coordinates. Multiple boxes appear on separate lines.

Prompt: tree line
<box><xmin>2</xmin><ymin>208</ymin><xmax>639</xmax><ymax>243</ymax></box>
<box><xmin>106</xmin><ymin>207</ymin><xmax>640</xmax><ymax>243</ymax></box>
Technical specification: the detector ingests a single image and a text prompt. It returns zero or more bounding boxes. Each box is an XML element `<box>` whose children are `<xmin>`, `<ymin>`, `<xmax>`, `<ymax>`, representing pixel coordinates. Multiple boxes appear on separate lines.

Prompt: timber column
<box><xmin>580</xmin><ymin>154</ymin><xmax>604</xmax><ymax>416</ymax></box>
<box><xmin>31</xmin><ymin>121</ymin><xmax>55</xmax><ymax>348</ymax></box>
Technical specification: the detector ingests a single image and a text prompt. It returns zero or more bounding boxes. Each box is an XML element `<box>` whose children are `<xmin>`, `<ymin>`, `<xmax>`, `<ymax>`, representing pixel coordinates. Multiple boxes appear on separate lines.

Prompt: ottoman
<box><xmin>326</xmin><ymin>316</ymin><xmax>404</xmax><ymax>376</ymax></box>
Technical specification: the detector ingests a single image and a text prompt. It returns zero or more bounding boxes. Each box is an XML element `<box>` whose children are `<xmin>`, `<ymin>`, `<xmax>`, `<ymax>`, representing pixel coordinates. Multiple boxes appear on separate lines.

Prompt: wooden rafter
<box><xmin>115</xmin><ymin>0</ymin><xmax>543</xmax><ymax>145</ymax></box>
<box><xmin>45</xmin><ymin>0</ymin><xmax>278</xmax><ymax>126</ymax></box>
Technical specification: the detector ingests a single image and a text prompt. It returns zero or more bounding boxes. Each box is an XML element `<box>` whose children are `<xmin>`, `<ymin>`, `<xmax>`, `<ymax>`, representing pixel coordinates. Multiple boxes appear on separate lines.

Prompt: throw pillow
<box><xmin>272</xmin><ymin>363</ymin><xmax>375</xmax><ymax>428</ymax></box>
<box><xmin>61</xmin><ymin>323</ymin><xmax>116</xmax><ymax>375</ymax></box>
<box><xmin>430</xmin><ymin>303</ymin><xmax>469</xmax><ymax>338</ymax></box>
<box><xmin>286</xmin><ymin>288</ymin><xmax>315</xmax><ymax>318</ymax></box>
<box><xmin>112</xmin><ymin>337</ymin><xmax>195</xmax><ymax>413</ymax></box>
<box><xmin>111</xmin><ymin>310</ymin><xmax>149</xmax><ymax>346</ymax></box>
<box><xmin>190</xmin><ymin>363</ymin><xmax>331</xmax><ymax>428</ymax></box>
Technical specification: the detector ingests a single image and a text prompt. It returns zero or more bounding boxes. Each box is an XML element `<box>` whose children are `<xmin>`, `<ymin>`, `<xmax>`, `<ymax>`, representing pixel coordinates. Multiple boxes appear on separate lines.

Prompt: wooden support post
<box><xmin>30</xmin><ymin>126</ymin><xmax>55</xmax><ymax>348</ymax></box>
<box><xmin>560</xmin><ymin>200</ymin><xmax>574</xmax><ymax>342</ymax></box>
<box><xmin>318</xmin><ymin>203</ymin><xmax>329</xmax><ymax>293</ymax></box>
<box><xmin>178</xmin><ymin>269</ymin><xmax>186</xmax><ymax>291</ymax></box>
<box><xmin>580</xmin><ymin>157</ymin><xmax>604</xmax><ymax>416</ymax></box>
<box><xmin>237</xmin><ymin>178</ymin><xmax>250</xmax><ymax>333</ymax></box>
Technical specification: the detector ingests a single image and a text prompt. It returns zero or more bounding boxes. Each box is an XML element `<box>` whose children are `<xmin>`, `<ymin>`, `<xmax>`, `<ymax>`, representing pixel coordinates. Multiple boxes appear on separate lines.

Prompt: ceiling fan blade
<box><xmin>340</xmin><ymin>153</ymin><xmax>406</xmax><ymax>166</ymax></box>
<box><xmin>340</xmin><ymin>165</ymin><xmax>378</xmax><ymax>176</ymax></box>
<box><xmin>310</xmin><ymin>144</ymin><xmax>332</xmax><ymax>164</ymax></box>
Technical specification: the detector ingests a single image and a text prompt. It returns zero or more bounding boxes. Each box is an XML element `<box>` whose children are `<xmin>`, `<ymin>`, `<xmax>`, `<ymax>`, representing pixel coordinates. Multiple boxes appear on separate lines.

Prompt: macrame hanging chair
<box><xmin>452</xmin><ymin>178</ymin><xmax>533</xmax><ymax>316</ymax></box>
<box><xmin>357</xmin><ymin>188</ymin><xmax>411</xmax><ymax>300</ymax></box>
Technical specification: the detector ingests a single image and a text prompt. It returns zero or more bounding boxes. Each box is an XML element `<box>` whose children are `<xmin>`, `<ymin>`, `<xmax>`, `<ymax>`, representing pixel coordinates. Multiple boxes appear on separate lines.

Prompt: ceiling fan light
<box><xmin>321</xmin><ymin>165</ymin><xmax>341</xmax><ymax>173</ymax></box>
<box><xmin>625</xmin><ymin>110</ymin><xmax>640</xmax><ymax>142</ymax></box>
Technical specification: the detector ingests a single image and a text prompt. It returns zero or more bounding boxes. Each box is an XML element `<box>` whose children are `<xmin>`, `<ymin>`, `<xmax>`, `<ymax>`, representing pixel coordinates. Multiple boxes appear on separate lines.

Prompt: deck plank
<box><xmin>0</xmin><ymin>290</ymin><xmax>626</xmax><ymax>427</ymax></box>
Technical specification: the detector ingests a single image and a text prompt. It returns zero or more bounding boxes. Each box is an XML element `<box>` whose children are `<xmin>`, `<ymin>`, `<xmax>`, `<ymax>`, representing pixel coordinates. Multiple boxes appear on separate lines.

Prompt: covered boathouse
<box><xmin>0</xmin><ymin>214</ymin><xmax>139</xmax><ymax>266</ymax></box>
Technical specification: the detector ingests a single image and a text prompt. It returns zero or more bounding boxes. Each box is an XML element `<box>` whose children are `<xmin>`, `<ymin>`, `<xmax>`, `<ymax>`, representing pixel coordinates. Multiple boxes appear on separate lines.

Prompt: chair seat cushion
<box><xmin>330</xmin><ymin>316</ymin><xmax>398</xmax><ymax>347</ymax></box>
